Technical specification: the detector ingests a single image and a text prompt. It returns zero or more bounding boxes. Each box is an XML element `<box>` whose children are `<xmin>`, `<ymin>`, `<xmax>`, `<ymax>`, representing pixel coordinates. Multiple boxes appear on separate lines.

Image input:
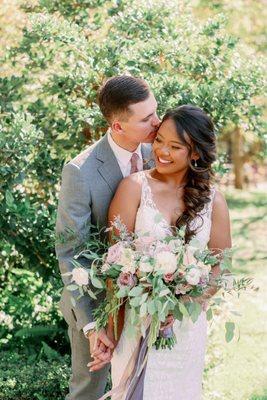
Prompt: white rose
<box><xmin>221</xmin><ymin>273</ymin><xmax>234</xmax><ymax>290</ymax></box>
<box><xmin>72</xmin><ymin>267</ymin><xmax>89</xmax><ymax>286</ymax></box>
<box><xmin>155</xmin><ymin>251</ymin><xmax>177</xmax><ymax>274</ymax></box>
<box><xmin>139</xmin><ymin>256</ymin><xmax>154</xmax><ymax>273</ymax></box>
<box><xmin>119</xmin><ymin>248</ymin><xmax>136</xmax><ymax>274</ymax></box>
<box><xmin>185</xmin><ymin>267</ymin><xmax>201</xmax><ymax>285</ymax></box>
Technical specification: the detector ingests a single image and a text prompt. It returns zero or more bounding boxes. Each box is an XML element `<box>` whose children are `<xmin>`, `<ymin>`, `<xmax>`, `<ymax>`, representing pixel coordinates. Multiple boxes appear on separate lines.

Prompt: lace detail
<box><xmin>139</xmin><ymin>170</ymin><xmax>157</xmax><ymax>210</ymax></box>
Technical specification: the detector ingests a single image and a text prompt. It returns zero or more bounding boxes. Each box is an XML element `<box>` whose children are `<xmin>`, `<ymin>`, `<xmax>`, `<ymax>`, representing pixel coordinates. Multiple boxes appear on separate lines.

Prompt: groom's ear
<box><xmin>111</xmin><ymin>120</ymin><xmax>124</xmax><ymax>135</ymax></box>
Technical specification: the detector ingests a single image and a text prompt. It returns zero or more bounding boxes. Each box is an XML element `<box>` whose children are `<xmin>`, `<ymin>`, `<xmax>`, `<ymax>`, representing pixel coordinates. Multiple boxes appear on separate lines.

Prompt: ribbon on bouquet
<box><xmin>98</xmin><ymin>323</ymin><xmax>150</xmax><ymax>400</ymax></box>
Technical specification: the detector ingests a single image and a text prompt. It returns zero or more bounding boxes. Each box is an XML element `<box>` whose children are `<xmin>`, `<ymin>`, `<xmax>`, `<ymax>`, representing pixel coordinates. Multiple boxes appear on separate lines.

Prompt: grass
<box><xmin>203</xmin><ymin>188</ymin><xmax>267</xmax><ymax>400</ymax></box>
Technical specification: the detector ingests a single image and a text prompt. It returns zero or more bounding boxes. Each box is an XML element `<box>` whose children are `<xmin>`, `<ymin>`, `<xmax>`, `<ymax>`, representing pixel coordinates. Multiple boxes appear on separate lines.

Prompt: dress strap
<box><xmin>138</xmin><ymin>171</ymin><xmax>157</xmax><ymax>210</ymax></box>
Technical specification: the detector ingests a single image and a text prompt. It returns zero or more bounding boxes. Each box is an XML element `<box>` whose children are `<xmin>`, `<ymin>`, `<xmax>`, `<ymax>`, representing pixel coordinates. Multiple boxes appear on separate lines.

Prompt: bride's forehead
<box><xmin>157</xmin><ymin>119</ymin><xmax>189</xmax><ymax>145</ymax></box>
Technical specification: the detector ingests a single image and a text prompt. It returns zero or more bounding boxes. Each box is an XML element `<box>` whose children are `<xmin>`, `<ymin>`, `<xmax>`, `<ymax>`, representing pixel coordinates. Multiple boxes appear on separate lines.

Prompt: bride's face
<box><xmin>152</xmin><ymin>118</ymin><xmax>197</xmax><ymax>175</ymax></box>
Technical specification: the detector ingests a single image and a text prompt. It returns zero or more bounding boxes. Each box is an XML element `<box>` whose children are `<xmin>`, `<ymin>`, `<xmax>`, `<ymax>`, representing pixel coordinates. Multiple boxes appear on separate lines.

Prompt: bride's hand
<box><xmin>160</xmin><ymin>314</ymin><xmax>174</xmax><ymax>330</ymax></box>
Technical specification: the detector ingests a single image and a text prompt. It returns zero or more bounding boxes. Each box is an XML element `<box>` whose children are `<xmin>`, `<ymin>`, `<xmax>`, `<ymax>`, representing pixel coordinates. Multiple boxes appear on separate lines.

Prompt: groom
<box><xmin>55</xmin><ymin>75</ymin><xmax>160</xmax><ymax>400</ymax></box>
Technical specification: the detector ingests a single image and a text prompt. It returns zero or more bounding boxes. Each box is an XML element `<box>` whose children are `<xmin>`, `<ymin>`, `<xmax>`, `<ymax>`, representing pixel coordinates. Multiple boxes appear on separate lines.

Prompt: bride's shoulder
<box><xmin>114</xmin><ymin>172</ymin><xmax>143</xmax><ymax>198</ymax></box>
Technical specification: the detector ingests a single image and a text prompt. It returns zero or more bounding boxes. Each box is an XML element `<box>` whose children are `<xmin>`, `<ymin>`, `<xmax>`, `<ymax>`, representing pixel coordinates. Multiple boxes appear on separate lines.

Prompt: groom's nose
<box><xmin>152</xmin><ymin>113</ymin><xmax>160</xmax><ymax>127</ymax></box>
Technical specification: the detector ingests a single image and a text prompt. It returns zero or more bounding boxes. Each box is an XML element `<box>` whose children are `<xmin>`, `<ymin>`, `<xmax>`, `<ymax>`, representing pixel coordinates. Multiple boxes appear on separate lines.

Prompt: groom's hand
<box><xmin>87</xmin><ymin>328</ymin><xmax>114</xmax><ymax>372</ymax></box>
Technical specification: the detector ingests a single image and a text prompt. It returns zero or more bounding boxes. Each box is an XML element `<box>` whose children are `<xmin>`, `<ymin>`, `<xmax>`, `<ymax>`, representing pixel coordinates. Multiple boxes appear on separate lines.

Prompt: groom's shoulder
<box><xmin>67</xmin><ymin>135</ymin><xmax>105</xmax><ymax>171</ymax></box>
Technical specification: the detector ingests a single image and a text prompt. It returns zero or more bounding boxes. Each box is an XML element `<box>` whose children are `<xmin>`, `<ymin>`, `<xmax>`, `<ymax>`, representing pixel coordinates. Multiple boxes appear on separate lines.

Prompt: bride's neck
<box><xmin>151</xmin><ymin>169</ymin><xmax>188</xmax><ymax>187</ymax></box>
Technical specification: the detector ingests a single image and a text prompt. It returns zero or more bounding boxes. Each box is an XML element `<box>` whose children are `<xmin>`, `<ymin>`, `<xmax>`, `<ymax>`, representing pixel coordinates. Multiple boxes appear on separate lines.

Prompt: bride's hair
<box><xmin>161</xmin><ymin>105</ymin><xmax>217</xmax><ymax>242</ymax></box>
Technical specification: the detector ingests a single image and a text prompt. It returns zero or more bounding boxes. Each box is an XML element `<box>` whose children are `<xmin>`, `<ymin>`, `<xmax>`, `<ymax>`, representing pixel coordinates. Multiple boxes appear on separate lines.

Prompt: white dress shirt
<box><xmin>83</xmin><ymin>131</ymin><xmax>143</xmax><ymax>335</ymax></box>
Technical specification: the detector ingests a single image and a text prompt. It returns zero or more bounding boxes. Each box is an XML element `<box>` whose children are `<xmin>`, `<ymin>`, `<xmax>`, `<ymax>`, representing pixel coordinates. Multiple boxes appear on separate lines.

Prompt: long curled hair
<box><xmin>161</xmin><ymin>105</ymin><xmax>217</xmax><ymax>242</ymax></box>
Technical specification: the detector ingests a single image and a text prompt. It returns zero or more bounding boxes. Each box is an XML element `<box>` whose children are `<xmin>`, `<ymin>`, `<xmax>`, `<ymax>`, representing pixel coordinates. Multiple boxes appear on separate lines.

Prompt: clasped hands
<box><xmin>87</xmin><ymin>328</ymin><xmax>115</xmax><ymax>372</ymax></box>
<box><xmin>88</xmin><ymin>314</ymin><xmax>176</xmax><ymax>372</ymax></box>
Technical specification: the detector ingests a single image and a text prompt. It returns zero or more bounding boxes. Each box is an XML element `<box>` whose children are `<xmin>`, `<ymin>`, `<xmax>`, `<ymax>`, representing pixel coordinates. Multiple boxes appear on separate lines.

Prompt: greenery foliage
<box><xmin>0</xmin><ymin>351</ymin><xmax>70</xmax><ymax>400</ymax></box>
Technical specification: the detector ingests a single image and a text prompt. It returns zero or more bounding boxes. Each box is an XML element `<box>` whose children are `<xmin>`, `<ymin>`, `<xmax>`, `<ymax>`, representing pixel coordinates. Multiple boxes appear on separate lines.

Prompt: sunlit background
<box><xmin>0</xmin><ymin>1</ymin><xmax>266</xmax><ymax>399</ymax></box>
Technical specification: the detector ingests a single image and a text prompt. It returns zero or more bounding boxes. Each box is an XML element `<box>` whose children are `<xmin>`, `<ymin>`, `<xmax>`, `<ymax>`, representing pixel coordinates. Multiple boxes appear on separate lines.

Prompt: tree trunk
<box><xmin>231</xmin><ymin>126</ymin><xmax>244</xmax><ymax>189</ymax></box>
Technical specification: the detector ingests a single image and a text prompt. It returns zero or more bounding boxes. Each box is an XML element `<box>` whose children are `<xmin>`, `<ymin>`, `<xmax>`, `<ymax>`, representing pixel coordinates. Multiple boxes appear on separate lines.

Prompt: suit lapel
<box><xmin>96</xmin><ymin>135</ymin><xmax>123</xmax><ymax>192</ymax></box>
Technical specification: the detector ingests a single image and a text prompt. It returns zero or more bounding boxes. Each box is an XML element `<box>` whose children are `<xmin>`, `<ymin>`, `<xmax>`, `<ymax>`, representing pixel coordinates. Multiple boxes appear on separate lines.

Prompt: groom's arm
<box><xmin>55</xmin><ymin>162</ymin><xmax>96</xmax><ymax>330</ymax></box>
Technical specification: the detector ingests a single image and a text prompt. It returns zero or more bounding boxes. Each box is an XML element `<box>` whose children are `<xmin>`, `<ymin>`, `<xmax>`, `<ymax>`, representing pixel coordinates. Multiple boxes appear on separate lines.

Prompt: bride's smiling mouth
<box><xmin>157</xmin><ymin>156</ymin><xmax>173</xmax><ymax>165</ymax></box>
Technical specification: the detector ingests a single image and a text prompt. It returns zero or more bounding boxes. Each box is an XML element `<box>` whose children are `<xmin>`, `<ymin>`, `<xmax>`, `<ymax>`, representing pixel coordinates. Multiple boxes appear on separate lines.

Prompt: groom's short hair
<box><xmin>98</xmin><ymin>75</ymin><xmax>150</xmax><ymax>123</ymax></box>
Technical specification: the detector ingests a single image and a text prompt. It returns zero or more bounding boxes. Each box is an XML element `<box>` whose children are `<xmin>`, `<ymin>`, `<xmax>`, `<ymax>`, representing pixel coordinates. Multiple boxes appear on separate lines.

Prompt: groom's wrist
<box><xmin>83</xmin><ymin>321</ymin><xmax>96</xmax><ymax>338</ymax></box>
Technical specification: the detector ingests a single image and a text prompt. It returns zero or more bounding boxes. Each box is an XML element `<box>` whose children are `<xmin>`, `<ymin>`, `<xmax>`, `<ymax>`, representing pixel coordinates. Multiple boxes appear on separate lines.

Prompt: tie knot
<box><xmin>130</xmin><ymin>153</ymin><xmax>140</xmax><ymax>174</ymax></box>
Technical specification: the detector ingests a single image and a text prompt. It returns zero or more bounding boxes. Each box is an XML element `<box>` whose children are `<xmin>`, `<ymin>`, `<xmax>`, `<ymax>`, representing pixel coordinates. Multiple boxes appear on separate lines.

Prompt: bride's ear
<box><xmin>191</xmin><ymin>151</ymin><xmax>200</xmax><ymax>162</ymax></box>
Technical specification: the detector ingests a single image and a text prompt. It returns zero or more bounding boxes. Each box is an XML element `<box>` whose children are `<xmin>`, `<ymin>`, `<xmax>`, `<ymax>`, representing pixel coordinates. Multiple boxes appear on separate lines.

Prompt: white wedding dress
<box><xmin>111</xmin><ymin>171</ymin><xmax>216</xmax><ymax>400</ymax></box>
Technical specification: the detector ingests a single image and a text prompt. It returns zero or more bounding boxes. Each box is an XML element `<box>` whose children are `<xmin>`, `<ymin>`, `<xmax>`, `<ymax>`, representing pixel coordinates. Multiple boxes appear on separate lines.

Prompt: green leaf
<box><xmin>173</xmin><ymin>304</ymin><xmax>183</xmax><ymax>321</ymax></box>
<box><xmin>86</xmin><ymin>288</ymin><xmax>97</xmax><ymax>300</ymax></box>
<box><xmin>91</xmin><ymin>276</ymin><xmax>104</xmax><ymax>289</ymax></box>
<box><xmin>116</xmin><ymin>287</ymin><xmax>128</xmax><ymax>298</ymax></box>
<box><xmin>225</xmin><ymin>321</ymin><xmax>235</xmax><ymax>342</ymax></box>
<box><xmin>5</xmin><ymin>190</ymin><xmax>14</xmax><ymax>207</ymax></box>
<box><xmin>140</xmin><ymin>302</ymin><xmax>147</xmax><ymax>318</ymax></box>
<box><xmin>140</xmin><ymin>292</ymin><xmax>149</xmax><ymax>304</ymax></box>
<box><xmin>190</xmin><ymin>302</ymin><xmax>202</xmax><ymax>323</ymax></box>
<box><xmin>67</xmin><ymin>284</ymin><xmax>79</xmax><ymax>291</ymax></box>
<box><xmin>130</xmin><ymin>296</ymin><xmax>142</xmax><ymax>307</ymax></box>
<box><xmin>206</xmin><ymin>308</ymin><xmax>213</xmax><ymax>321</ymax></box>
<box><xmin>129</xmin><ymin>286</ymin><xmax>143</xmax><ymax>297</ymax></box>
<box><xmin>179</xmin><ymin>302</ymin><xmax>189</xmax><ymax>317</ymax></box>
<box><xmin>147</xmin><ymin>300</ymin><xmax>156</xmax><ymax>315</ymax></box>
<box><xmin>159</xmin><ymin>288</ymin><xmax>170</xmax><ymax>297</ymax></box>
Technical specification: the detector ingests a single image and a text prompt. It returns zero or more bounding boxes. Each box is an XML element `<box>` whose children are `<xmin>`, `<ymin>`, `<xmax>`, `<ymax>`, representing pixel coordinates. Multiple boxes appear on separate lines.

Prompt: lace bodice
<box><xmin>135</xmin><ymin>171</ymin><xmax>215</xmax><ymax>248</ymax></box>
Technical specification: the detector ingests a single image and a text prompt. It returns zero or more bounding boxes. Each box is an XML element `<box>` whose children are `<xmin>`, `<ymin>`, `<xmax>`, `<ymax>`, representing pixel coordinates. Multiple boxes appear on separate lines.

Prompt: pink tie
<box><xmin>130</xmin><ymin>153</ymin><xmax>140</xmax><ymax>174</ymax></box>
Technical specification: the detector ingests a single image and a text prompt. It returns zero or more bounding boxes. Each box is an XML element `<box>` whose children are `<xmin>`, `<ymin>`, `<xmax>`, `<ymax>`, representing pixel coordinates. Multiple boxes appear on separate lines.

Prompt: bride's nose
<box><xmin>160</xmin><ymin>146</ymin><xmax>170</xmax><ymax>155</ymax></box>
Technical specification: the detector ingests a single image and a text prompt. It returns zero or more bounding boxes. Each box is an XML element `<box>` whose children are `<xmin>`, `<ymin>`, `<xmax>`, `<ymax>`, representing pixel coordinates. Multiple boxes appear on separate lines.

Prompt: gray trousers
<box><xmin>66</xmin><ymin>326</ymin><xmax>110</xmax><ymax>400</ymax></box>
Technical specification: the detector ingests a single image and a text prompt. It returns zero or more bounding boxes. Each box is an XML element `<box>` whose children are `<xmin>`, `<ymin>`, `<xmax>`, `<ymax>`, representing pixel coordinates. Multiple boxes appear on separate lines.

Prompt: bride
<box><xmin>108</xmin><ymin>105</ymin><xmax>232</xmax><ymax>400</ymax></box>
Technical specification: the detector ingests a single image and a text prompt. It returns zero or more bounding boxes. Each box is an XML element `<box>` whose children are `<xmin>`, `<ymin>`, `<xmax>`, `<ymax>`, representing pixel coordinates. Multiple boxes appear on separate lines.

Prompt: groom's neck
<box><xmin>110</xmin><ymin>130</ymin><xmax>139</xmax><ymax>152</ymax></box>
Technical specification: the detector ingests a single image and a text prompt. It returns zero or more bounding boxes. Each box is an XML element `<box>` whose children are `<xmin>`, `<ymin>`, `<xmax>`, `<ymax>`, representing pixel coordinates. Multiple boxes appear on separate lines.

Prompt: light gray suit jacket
<box><xmin>55</xmin><ymin>134</ymin><xmax>153</xmax><ymax>331</ymax></box>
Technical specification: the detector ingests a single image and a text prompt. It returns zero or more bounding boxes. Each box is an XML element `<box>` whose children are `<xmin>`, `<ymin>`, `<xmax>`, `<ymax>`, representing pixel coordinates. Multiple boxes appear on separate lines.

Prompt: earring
<box><xmin>192</xmin><ymin>159</ymin><xmax>198</xmax><ymax>167</ymax></box>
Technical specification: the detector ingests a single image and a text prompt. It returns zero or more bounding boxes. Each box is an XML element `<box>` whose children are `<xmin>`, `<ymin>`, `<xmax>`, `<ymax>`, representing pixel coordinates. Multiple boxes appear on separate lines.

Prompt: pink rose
<box><xmin>164</xmin><ymin>273</ymin><xmax>175</xmax><ymax>282</ymax></box>
<box><xmin>106</xmin><ymin>242</ymin><xmax>125</xmax><ymax>264</ymax></box>
<box><xmin>117</xmin><ymin>272</ymin><xmax>137</xmax><ymax>289</ymax></box>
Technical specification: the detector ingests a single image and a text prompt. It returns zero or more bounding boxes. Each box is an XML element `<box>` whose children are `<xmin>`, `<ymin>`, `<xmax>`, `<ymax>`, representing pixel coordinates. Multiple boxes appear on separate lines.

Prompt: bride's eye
<box><xmin>155</xmin><ymin>136</ymin><xmax>161</xmax><ymax>142</ymax></box>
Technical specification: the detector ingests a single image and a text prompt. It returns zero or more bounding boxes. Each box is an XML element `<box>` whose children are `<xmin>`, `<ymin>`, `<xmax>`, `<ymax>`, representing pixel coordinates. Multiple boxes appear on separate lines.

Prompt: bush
<box><xmin>0</xmin><ymin>351</ymin><xmax>70</xmax><ymax>400</ymax></box>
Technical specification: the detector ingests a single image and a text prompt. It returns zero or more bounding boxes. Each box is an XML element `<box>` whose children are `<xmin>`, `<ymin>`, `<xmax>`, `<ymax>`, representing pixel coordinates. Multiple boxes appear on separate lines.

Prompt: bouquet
<box><xmin>64</xmin><ymin>218</ymin><xmax>252</xmax><ymax>350</ymax></box>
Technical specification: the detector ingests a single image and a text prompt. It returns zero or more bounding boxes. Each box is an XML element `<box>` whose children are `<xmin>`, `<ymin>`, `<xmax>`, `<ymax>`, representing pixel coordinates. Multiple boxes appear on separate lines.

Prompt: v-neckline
<box><xmin>142</xmin><ymin>171</ymin><xmax>180</xmax><ymax>229</ymax></box>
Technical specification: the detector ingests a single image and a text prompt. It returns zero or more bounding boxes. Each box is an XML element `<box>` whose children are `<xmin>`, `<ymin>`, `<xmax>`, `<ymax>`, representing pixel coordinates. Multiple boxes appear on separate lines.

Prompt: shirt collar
<box><xmin>107</xmin><ymin>130</ymin><xmax>142</xmax><ymax>167</ymax></box>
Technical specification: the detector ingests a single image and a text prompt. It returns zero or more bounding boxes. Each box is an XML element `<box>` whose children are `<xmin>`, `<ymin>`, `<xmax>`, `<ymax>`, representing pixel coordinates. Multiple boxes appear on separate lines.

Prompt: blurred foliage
<box><xmin>0</xmin><ymin>0</ymin><xmax>266</xmax><ymax>350</ymax></box>
<box><xmin>0</xmin><ymin>350</ymin><xmax>70</xmax><ymax>399</ymax></box>
<box><xmin>194</xmin><ymin>0</ymin><xmax>267</xmax><ymax>53</ymax></box>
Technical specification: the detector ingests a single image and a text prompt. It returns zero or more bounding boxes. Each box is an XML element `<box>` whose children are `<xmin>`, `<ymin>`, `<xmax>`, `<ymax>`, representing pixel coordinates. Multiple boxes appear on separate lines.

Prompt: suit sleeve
<box><xmin>55</xmin><ymin>162</ymin><xmax>96</xmax><ymax>330</ymax></box>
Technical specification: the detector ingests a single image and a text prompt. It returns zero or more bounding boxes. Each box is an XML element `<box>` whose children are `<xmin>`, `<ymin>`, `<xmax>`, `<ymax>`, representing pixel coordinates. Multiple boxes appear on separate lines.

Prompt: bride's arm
<box><xmin>200</xmin><ymin>190</ymin><xmax>232</xmax><ymax>302</ymax></box>
<box><xmin>108</xmin><ymin>175</ymin><xmax>142</xmax><ymax>235</ymax></box>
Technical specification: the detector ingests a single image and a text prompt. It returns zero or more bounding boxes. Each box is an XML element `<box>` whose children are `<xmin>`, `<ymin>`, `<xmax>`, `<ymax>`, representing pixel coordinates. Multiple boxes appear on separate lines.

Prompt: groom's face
<box><xmin>116</xmin><ymin>92</ymin><xmax>160</xmax><ymax>145</ymax></box>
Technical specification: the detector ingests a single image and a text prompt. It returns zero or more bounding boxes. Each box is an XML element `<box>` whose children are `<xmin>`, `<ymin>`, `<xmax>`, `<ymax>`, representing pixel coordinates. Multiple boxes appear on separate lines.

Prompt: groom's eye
<box><xmin>155</xmin><ymin>137</ymin><xmax>161</xmax><ymax>142</ymax></box>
